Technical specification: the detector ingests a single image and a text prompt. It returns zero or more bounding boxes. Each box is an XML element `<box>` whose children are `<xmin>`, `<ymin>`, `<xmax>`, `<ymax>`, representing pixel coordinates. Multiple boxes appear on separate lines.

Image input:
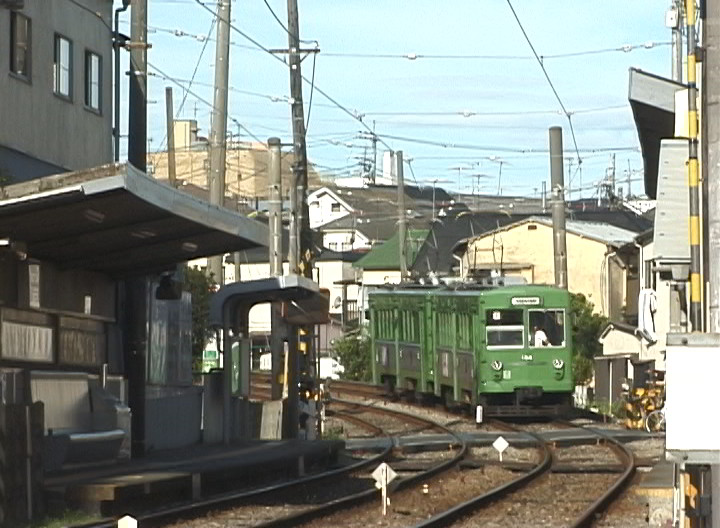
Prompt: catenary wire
<box><xmin>156</xmin><ymin>17</ymin><xmax>217</xmax><ymax>152</ymax></box>
<box><xmin>504</xmin><ymin>0</ymin><xmax>582</xmax><ymax>163</ymax></box>
<box><xmin>190</xmin><ymin>0</ymin><xmax>395</xmax><ymax>152</ymax></box>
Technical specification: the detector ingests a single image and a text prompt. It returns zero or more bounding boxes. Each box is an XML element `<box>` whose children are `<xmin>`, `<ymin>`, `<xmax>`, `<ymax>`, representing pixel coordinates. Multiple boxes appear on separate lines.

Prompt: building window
<box><xmin>53</xmin><ymin>34</ymin><xmax>72</xmax><ymax>99</ymax></box>
<box><xmin>331</xmin><ymin>203</ymin><xmax>341</xmax><ymax>213</ymax></box>
<box><xmin>10</xmin><ymin>12</ymin><xmax>31</xmax><ymax>80</ymax></box>
<box><xmin>84</xmin><ymin>50</ymin><xmax>101</xmax><ymax>111</ymax></box>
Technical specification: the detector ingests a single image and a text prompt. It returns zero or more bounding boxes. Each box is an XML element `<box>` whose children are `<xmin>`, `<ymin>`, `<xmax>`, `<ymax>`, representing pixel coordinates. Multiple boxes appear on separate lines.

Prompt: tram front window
<box><xmin>486</xmin><ymin>309</ymin><xmax>524</xmax><ymax>348</ymax></box>
<box><xmin>528</xmin><ymin>309</ymin><xmax>565</xmax><ymax>347</ymax></box>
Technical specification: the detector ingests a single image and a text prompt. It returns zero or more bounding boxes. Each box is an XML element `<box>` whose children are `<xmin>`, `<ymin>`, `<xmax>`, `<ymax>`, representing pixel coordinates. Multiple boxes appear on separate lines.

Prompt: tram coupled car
<box><xmin>369</xmin><ymin>283</ymin><xmax>575</xmax><ymax>416</ymax></box>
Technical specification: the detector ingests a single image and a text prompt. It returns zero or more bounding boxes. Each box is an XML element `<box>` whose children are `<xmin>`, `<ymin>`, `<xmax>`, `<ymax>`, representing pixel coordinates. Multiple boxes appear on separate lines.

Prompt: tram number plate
<box><xmin>502</xmin><ymin>370</ymin><xmax>511</xmax><ymax>380</ymax></box>
<box><xmin>521</xmin><ymin>354</ymin><xmax>533</xmax><ymax>361</ymax></box>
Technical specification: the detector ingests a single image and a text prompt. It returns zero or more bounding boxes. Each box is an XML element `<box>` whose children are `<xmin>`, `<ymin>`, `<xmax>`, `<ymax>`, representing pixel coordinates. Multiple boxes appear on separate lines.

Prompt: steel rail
<box><xmin>410</xmin><ymin>423</ymin><xmax>551</xmax><ymax>528</ymax></box>
<box><xmin>568</xmin><ymin>425</ymin><xmax>636</xmax><ymax>528</ymax></box>
<box><xmin>252</xmin><ymin>397</ymin><xmax>468</xmax><ymax>528</ymax></box>
<box><xmin>70</xmin><ymin>409</ymin><xmax>392</xmax><ymax>528</ymax></box>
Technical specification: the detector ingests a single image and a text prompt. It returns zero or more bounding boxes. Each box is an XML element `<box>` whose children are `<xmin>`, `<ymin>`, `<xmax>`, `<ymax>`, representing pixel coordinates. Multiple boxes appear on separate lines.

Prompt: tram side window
<box><xmin>486</xmin><ymin>309</ymin><xmax>524</xmax><ymax>348</ymax></box>
<box><xmin>528</xmin><ymin>309</ymin><xmax>565</xmax><ymax>347</ymax></box>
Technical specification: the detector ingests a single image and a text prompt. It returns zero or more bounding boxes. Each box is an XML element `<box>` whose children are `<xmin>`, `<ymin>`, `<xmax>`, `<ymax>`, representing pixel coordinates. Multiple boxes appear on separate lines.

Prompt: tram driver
<box><xmin>533</xmin><ymin>325</ymin><xmax>549</xmax><ymax>347</ymax></box>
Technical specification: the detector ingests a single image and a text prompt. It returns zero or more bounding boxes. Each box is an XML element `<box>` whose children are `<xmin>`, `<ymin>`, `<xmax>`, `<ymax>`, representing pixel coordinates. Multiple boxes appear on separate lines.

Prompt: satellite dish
<box><xmin>333</xmin><ymin>296</ymin><xmax>342</xmax><ymax>309</ymax></box>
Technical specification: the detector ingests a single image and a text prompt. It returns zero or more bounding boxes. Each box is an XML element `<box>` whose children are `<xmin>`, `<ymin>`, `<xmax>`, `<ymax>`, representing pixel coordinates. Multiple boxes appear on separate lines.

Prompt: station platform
<box><xmin>45</xmin><ymin>439</ymin><xmax>343</xmax><ymax>517</ymax></box>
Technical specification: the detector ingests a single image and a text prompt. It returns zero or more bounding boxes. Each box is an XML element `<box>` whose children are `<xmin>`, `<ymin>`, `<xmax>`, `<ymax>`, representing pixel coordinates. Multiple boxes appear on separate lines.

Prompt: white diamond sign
<box><xmin>372</xmin><ymin>462</ymin><xmax>397</xmax><ymax>516</ymax></box>
<box><xmin>493</xmin><ymin>435</ymin><xmax>509</xmax><ymax>462</ymax></box>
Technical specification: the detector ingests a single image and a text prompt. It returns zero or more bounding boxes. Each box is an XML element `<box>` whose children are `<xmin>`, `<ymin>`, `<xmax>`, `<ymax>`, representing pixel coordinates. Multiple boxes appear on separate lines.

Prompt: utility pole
<box><xmin>626</xmin><ymin>159</ymin><xmax>632</xmax><ymax>199</ymax></box>
<box><xmin>396</xmin><ymin>150</ymin><xmax>408</xmax><ymax>280</ymax></box>
<box><xmin>685</xmin><ymin>0</ymin><xmax>702</xmax><ymax>331</ymax></box>
<box><xmin>268</xmin><ymin>138</ymin><xmax>286</xmax><ymax>401</ymax></box>
<box><xmin>208</xmin><ymin>0</ymin><xmax>231</xmax><ymax>285</ymax></box>
<box><xmin>372</xmin><ymin>121</ymin><xmax>378</xmax><ymax>184</ymax></box>
<box><xmin>549</xmin><ymin>127</ymin><xmax>568</xmax><ymax>290</ymax></box>
<box><xmin>704</xmin><ymin>1</ymin><xmax>720</xmax><ymax>525</ymax></box>
<box><xmin>113</xmin><ymin>1</ymin><xmax>130</xmax><ymax>162</ymax></box>
<box><xmin>287</xmin><ymin>0</ymin><xmax>312</xmax><ymax>439</ymax></box>
<box><xmin>165</xmin><ymin>87</ymin><xmax>177</xmax><ymax>187</ymax></box>
<box><xmin>206</xmin><ymin>0</ymin><xmax>232</xmax><ymax>446</ymax></box>
<box><xmin>126</xmin><ymin>0</ymin><xmax>148</xmax><ymax>459</ymax></box>
<box><xmin>127</xmin><ymin>0</ymin><xmax>147</xmax><ymax>172</ymax></box>
<box><xmin>670</xmin><ymin>0</ymin><xmax>684</xmax><ymax>82</ymax></box>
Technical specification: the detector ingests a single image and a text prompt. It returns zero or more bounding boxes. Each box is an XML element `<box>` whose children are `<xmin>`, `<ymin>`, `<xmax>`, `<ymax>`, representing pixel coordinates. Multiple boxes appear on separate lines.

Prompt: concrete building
<box><xmin>148</xmin><ymin>120</ymin><xmax>323</xmax><ymax>200</ymax></box>
<box><xmin>0</xmin><ymin>0</ymin><xmax>113</xmax><ymax>181</ymax></box>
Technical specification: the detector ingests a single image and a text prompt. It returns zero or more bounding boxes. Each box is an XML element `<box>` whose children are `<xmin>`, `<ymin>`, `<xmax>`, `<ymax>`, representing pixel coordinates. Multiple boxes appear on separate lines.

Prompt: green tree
<box><xmin>570</xmin><ymin>292</ymin><xmax>607</xmax><ymax>384</ymax></box>
<box><xmin>332</xmin><ymin>330</ymin><xmax>372</xmax><ymax>382</ymax></box>
<box><xmin>183</xmin><ymin>266</ymin><xmax>217</xmax><ymax>370</ymax></box>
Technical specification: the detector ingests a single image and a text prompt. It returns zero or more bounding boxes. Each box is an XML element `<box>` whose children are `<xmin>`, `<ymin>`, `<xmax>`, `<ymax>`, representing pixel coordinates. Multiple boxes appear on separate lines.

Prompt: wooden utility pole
<box><xmin>208</xmin><ymin>0</ymin><xmax>231</xmax><ymax>284</ymax></box>
<box><xmin>286</xmin><ymin>0</ymin><xmax>312</xmax><ymax>438</ymax></box>
<box><xmin>287</xmin><ymin>0</ymin><xmax>311</xmax><ymax>277</ymax></box>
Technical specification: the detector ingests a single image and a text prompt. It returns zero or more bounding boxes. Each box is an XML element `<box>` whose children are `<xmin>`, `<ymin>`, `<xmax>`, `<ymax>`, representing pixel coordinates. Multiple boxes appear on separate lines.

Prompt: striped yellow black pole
<box><xmin>686</xmin><ymin>0</ymin><xmax>703</xmax><ymax>331</ymax></box>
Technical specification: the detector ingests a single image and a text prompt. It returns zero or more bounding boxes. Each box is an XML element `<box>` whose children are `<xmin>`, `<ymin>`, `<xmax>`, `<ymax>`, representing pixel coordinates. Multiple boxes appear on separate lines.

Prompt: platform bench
<box><xmin>29</xmin><ymin>371</ymin><xmax>127</xmax><ymax>471</ymax></box>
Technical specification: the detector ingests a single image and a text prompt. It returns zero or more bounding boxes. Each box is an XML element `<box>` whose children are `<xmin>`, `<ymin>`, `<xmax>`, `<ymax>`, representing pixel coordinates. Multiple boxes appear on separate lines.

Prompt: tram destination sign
<box><xmin>511</xmin><ymin>296</ymin><xmax>542</xmax><ymax>306</ymax></box>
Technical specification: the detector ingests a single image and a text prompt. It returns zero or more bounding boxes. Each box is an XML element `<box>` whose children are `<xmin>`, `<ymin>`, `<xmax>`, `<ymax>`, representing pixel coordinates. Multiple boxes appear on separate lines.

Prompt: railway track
<box><xmin>71</xmin><ymin>396</ymin><xmax>465</xmax><ymax>528</ymax></box>
<box><xmin>407</xmin><ymin>420</ymin><xmax>635</xmax><ymax>528</ymax></box>
<box><xmin>120</xmin><ymin>374</ymin><xmax>636</xmax><ymax>527</ymax></box>
<box><xmin>321</xmin><ymin>383</ymin><xmax>636</xmax><ymax>527</ymax></box>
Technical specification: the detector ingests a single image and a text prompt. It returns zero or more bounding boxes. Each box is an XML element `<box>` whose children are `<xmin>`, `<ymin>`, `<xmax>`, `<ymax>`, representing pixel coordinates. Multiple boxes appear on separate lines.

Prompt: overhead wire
<box><xmin>374</xmin><ymin>132</ymin><xmax>638</xmax><ymax>154</ymax></box>
<box><xmin>504</xmin><ymin>0</ymin><xmax>582</xmax><ymax>164</ymax></box>
<box><xmin>156</xmin><ymin>16</ymin><xmax>217</xmax><ymax>152</ymax></box>
<box><xmin>190</xmin><ymin>0</ymin><xmax>395</xmax><ymax>152</ymax></box>
<box><xmin>147</xmin><ymin>61</ymin><xmax>265</xmax><ymax>144</ymax></box>
<box><xmin>320</xmin><ymin>41</ymin><xmax>670</xmax><ymax>61</ymax></box>
<box><xmin>145</xmin><ymin>12</ymin><xmax>642</xmax><ymax>170</ymax></box>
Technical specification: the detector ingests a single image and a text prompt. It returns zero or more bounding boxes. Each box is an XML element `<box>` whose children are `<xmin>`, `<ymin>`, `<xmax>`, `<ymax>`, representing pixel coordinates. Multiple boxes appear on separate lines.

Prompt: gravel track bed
<box><xmin>164</xmin><ymin>392</ymin><xmax>664</xmax><ymax>528</ymax></box>
<box><xmin>452</xmin><ymin>471</ymin><xmax>619</xmax><ymax>527</ymax></box>
<box><xmin>292</xmin><ymin>465</ymin><xmax>522</xmax><ymax>528</ymax></box>
<box><xmin>331</xmin><ymin>395</ymin><xmax>490</xmax><ymax>434</ymax></box>
<box><xmin>162</xmin><ymin>472</ymin><xmax>376</xmax><ymax>528</ymax></box>
<box><xmin>329</xmin><ymin>403</ymin><xmax>443</xmax><ymax>437</ymax></box>
<box><xmin>162</xmin><ymin>441</ymin><xmax>462</xmax><ymax>527</ymax></box>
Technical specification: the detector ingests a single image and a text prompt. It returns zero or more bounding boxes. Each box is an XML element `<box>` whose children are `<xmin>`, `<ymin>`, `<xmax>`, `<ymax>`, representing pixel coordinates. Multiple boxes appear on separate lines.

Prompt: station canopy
<box><xmin>0</xmin><ymin>163</ymin><xmax>268</xmax><ymax>277</ymax></box>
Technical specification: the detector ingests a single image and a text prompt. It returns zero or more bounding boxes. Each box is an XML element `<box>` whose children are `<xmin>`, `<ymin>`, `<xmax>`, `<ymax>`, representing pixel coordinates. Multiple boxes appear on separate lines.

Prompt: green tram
<box><xmin>369</xmin><ymin>283</ymin><xmax>574</xmax><ymax>415</ymax></box>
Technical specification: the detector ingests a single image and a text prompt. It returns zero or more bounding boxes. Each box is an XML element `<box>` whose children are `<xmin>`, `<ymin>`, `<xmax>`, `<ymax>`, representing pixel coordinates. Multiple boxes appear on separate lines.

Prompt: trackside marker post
<box><xmin>475</xmin><ymin>405</ymin><xmax>483</xmax><ymax>424</ymax></box>
<box><xmin>372</xmin><ymin>462</ymin><xmax>397</xmax><ymax>516</ymax></box>
<box><xmin>493</xmin><ymin>435</ymin><xmax>509</xmax><ymax>462</ymax></box>
<box><xmin>118</xmin><ymin>515</ymin><xmax>137</xmax><ymax>528</ymax></box>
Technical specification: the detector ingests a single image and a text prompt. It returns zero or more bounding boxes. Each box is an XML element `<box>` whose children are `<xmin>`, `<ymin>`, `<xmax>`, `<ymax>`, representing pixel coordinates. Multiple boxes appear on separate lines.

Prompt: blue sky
<box><xmin>117</xmin><ymin>0</ymin><xmax>671</xmax><ymax>199</ymax></box>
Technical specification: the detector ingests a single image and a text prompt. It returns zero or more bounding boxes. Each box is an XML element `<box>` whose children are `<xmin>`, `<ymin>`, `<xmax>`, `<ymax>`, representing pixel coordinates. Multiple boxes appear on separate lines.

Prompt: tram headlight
<box><xmin>552</xmin><ymin>359</ymin><xmax>564</xmax><ymax>370</ymax></box>
<box><xmin>490</xmin><ymin>360</ymin><xmax>503</xmax><ymax>371</ymax></box>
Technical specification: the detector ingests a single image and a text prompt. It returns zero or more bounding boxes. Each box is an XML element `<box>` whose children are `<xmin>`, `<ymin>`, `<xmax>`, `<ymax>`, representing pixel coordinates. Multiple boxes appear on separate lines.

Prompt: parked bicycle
<box><xmin>645</xmin><ymin>407</ymin><xmax>665</xmax><ymax>433</ymax></box>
